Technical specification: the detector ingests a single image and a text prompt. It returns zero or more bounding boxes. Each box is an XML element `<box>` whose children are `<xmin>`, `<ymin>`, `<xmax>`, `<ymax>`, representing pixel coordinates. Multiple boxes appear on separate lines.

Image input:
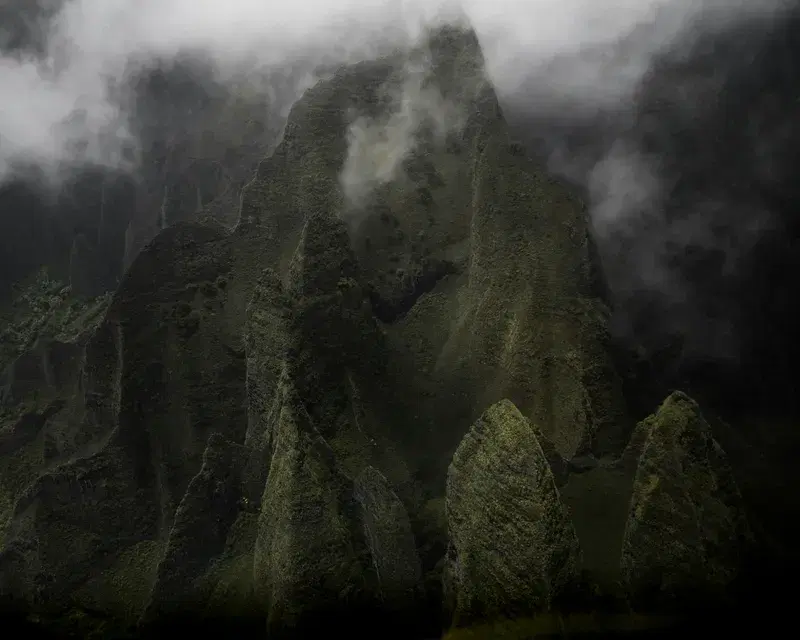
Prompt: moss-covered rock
<box><xmin>336</xmin><ymin>26</ymin><xmax>630</xmax><ymax>484</ymax></box>
<box><xmin>0</xmin><ymin>19</ymin><xmax>634</xmax><ymax>636</ymax></box>
<box><xmin>247</xmin><ymin>212</ymin><xmax>421</xmax><ymax>635</ymax></box>
<box><xmin>252</xmin><ymin>380</ymin><xmax>372</xmax><ymax>635</ymax></box>
<box><xmin>0</xmin><ymin>269</ymin><xmax>112</xmax><ymax>549</ymax></box>
<box><xmin>142</xmin><ymin>434</ymin><xmax>259</xmax><ymax>623</ymax></box>
<box><xmin>354</xmin><ymin>465</ymin><xmax>423</xmax><ymax>607</ymax></box>
<box><xmin>444</xmin><ymin>399</ymin><xmax>582</xmax><ymax>629</ymax></box>
<box><xmin>243</xmin><ymin>268</ymin><xmax>292</xmax><ymax>453</ymax></box>
<box><xmin>619</xmin><ymin>391</ymin><xmax>753</xmax><ymax>612</ymax></box>
<box><xmin>0</xmin><ymin>219</ymin><xmax>249</xmax><ymax>619</ymax></box>
<box><xmin>0</xmin><ymin>435</ymin><xmax>160</xmax><ymax>610</ymax></box>
<box><xmin>285</xmin><ymin>213</ymin><xmax>389</xmax><ymax>444</ymax></box>
<box><xmin>0</xmin><ymin>268</ymin><xmax>110</xmax><ymax>381</ymax></box>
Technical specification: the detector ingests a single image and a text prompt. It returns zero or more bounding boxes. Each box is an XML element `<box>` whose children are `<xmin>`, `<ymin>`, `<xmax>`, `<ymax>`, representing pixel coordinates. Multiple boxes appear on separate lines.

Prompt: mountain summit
<box><xmin>0</xmin><ymin>19</ymin><xmax>791</xmax><ymax>639</ymax></box>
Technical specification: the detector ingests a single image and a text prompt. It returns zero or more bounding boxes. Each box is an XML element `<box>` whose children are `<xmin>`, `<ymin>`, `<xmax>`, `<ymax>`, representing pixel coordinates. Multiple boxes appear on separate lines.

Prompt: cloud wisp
<box><xmin>0</xmin><ymin>0</ymin><xmax>786</xmax><ymax>185</ymax></box>
<box><xmin>2</xmin><ymin>0</ymin><xmax>795</xmax><ymax>365</ymax></box>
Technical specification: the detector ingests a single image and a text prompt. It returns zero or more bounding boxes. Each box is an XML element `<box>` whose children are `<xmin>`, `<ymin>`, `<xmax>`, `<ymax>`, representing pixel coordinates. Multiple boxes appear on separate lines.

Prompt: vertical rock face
<box><xmin>250</xmin><ymin>212</ymin><xmax>421</xmax><ymax>636</ymax></box>
<box><xmin>243</xmin><ymin>268</ymin><xmax>291</xmax><ymax>454</ymax></box>
<box><xmin>444</xmin><ymin>399</ymin><xmax>582</xmax><ymax>629</ymax></box>
<box><xmin>620</xmin><ymin>392</ymin><xmax>753</xmax><ymax>612</ymax></box>
<box><xmin>354</xmin><ymin>466</ymin><xmax>423</xmax><ymax>606</ymax></box>
<box><xmin>0</xmin><ymin>221</ymin><xmax>247</xmax><ymax>616</ymax></box>
<box><xmin>452</xmin><ymin>117</ymin><xmax>624</xmax><ymax>460</ymax></box>
<box><xmin>0</xmin><ymin>19</ymin><xmax>667</xmax><ymax>638</ymax></box>
<box><xmin>338</xmin><ymin>25</ymin><xmax>630</xmax><ymax>473</ymax></box>
<box><xmin>142</xmin><ymin>434</ymin><xmax>256</xmax><ymax>623</ymax></box>
<box><xmin>284</xmin><ymin>212</ymin><xmax>389</xmax><ymax>443</ymax></box>
<box><xmin>253</xmin><ymin>383</ymin><xmax>371</xmax><ymax>635</ymax></box>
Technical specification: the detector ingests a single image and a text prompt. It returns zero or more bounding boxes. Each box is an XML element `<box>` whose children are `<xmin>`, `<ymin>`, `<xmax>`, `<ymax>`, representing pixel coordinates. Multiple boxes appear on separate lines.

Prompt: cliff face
<box><xmin>619</xmin><ymin>392</ymin><xmax>753</xmax><ymax>613</ymax></box>
<box><xmin>0</xmin><ymin>53</ymin><xmax>302</xmax><ymax>302</ymax></box>
<box><xmin>0</xmin><ymin>20</ymin><xmax>791</xmax><ymax>639</ymax></box>
<box><xmin>443</xmin><ymin>400</ymin><xmax>581</xmax><ymax>628</ymax></box>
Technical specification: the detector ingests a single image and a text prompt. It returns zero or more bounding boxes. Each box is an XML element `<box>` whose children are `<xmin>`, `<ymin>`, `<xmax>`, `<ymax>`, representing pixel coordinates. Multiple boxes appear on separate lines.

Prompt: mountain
<box><xmin>0</xmin><ymin>18</ymin><xmax>797</xmax><ymax>640</ymax></box>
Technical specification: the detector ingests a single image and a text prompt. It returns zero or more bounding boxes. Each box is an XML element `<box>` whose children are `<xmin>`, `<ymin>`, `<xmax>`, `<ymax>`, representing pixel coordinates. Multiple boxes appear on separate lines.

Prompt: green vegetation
<box><xmin>0</xmin><ymin>267</ymin><xmax>110</xmax><ymax>373</ymax></box>
<box><xmin>0</xmin><ymin>22</ymin><xmax>765</xmax><ymax>640</ymax></box>
<box><xmin>620</xmin><ymin>392</ymin><xmax>753</xmax><ymax>612</ymax></box>
<box><xmin>445</xmin><ymin>400</ymin><xmax>582</xmax><ymax>629</ymax></box>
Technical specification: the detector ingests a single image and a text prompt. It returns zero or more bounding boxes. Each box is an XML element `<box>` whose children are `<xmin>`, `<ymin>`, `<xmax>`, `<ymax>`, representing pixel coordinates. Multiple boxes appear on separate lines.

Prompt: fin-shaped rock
<box><xmin>244</xmin><ymin>213</ymin><xmax>420</xmax><ymax>635</ymax></box>
<box><xmin>252</xmin><ymin>382</ymin><xmax>372</xmax><ymax>636</ymax></box>
<box><xmin>280</xmin><ymin>212</ymin><xmax>406</xmax><ymax>484</ymax></box>
<box><xmin>244</xmin><ymin>268</ymin><xmax>292</xmax><ymax>452</ymax></box>
<box><xmin>245</xmin><ymin>215</ymin><xmax>421</xmax><ymax>635</ymax></box>
<box><xmin>444</xmin><ymin>399</ymin><xmax>581</xmax><ymax>629</ymax></box>
<box><xmin>354</xmin><ymin>466</ymin><xmax>423</xmax><ymax>608</ymax></box>
<box><xmin>620</xmin><ymin>392</ymin><xmax>753</xmax><ymax>612</ymax></box>
<box><xmin>142</xmin><ymin>434</ymin><xmax>263</xmax><ymax>624</ymax></box>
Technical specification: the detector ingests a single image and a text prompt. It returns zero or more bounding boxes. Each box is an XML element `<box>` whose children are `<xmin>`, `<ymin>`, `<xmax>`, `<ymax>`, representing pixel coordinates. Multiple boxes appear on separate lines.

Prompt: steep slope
<box><xmin>0</xmin><ymin>53</ymin><xmax>300</xmax><ymax>303</ymax></box>
<box><xmin>0</xmin><ymin>220</ymin><xmax>246</xmax><ymax>616</ymax></box>
<box><xmin>0</xmin><ymin>18</ymin><xmax>771</xmax><ymax>639</ymax></box>
<box><xmin>340</xmin><ymin>27</ymin><xmax>629</xmax><ymax>483</ymax></box>
<box><xmin>619</xmin><ymin>392</ymin><xmax>753</xmax><ymax>613</ymax></box>
<box><xmin>443</xmin><ymin>399</ymin><xmax>581</xmax><ymax>630</ymax></box>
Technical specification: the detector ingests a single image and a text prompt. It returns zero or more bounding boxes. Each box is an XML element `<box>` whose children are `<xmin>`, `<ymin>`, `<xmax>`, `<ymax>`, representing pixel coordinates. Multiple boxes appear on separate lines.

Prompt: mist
<box><xmin>0</xmin><ymin>0</ymin><xmax>785</xmax><ymax>183</ymax></box>
<box><xmin>1</xmin><ymin>0</ymin><xmax>797</xmax><ymax>377</ymax></box>
<box><xmin>339</xmin><ymin>44</ymin><xmax>479</xmax><ymax>209</ymax></box>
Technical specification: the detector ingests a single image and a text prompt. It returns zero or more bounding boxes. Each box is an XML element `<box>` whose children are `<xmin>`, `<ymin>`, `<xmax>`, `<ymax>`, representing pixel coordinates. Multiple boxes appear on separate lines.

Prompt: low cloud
<box><xmin>0</xmin><ymin>0</ymin><xmax>787</xmax><ymax>186</ymax></box>
<box><xmin>339</xmin><ymin>51</ymin><xmax>468</xmax><ymax>209</ymax></box>
<box><xmin>1</xmin><ymin>0</ymin><xmax>796</xmax><ymax>366</ymax></box>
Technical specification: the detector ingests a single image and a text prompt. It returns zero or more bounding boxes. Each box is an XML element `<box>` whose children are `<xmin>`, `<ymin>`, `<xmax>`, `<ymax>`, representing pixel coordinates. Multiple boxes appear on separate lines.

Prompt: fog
<box><xmin>1</xmin><ymin>0</ymin><xmax>797</xmax><ymax>375</ymax></box>
<box><xmin>0</xmin><ymin>0</ymin><xmax>785</xmax><ymax>183</ymax></box>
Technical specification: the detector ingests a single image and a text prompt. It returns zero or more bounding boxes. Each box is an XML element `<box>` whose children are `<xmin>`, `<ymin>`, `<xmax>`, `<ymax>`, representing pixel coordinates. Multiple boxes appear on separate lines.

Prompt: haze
<box><xmin>0</xmin><ymin>0</ymin><xmax>786</xmax><ymax>183</ymax></box>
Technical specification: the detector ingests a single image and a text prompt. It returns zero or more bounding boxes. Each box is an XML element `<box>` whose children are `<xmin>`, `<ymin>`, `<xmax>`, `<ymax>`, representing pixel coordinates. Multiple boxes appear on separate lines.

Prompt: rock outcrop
<box><xmin>0</xmin><ymin>22</ymin><xmax>616</xmax><ymax>635</ymax></box>
<box><xmin>443</xmin><ymin>399</ymin><xmax>582</xmax><ymax>629</ymax></box>
<box><xmin>354</xmin><ymin>465</ymin><xmax>423</xmax><ymax>608</ymax></box>
<box><xmin>249</xmin><ymin>211</ymin><xmax>421</xmax><ymax>636</ymax></box>
<box><xmin>1</xmin><ymin>17</ymin><xmax>768</xmax><ymax>639</ymax></box>
<box><xmin>142</xmin><ymin>434</ymin><xmax>262</xmax><ymax>623</ymax></box>
<box><xmin>253</xmin><ymin>380</ymin><xmax>371</xmax><ymax>635</ymax></box>
<box><xmin>619</xmin><ymin>392</ymin><xmax>753</xmax><ymax>612</ymax></box>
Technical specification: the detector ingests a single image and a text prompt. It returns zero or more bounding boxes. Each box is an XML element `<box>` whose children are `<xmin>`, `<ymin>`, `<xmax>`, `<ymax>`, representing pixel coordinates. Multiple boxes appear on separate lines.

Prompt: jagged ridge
<box><xmin>0</xmin><ymin>20</ymin><xmax>772</xmax><ymax>640</ymax></box>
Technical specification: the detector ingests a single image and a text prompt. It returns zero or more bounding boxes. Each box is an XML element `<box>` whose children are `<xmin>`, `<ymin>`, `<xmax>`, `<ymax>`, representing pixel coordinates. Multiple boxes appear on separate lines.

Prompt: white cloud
<box><xmin>0</xmin><ymin>0</ymin><xmax>786</xmax><ymax>184</ymax></box>
<box><xmin>340</xmin><ymin>51</ymin><xmax>471</xmax><ymax>208</ymax></box>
